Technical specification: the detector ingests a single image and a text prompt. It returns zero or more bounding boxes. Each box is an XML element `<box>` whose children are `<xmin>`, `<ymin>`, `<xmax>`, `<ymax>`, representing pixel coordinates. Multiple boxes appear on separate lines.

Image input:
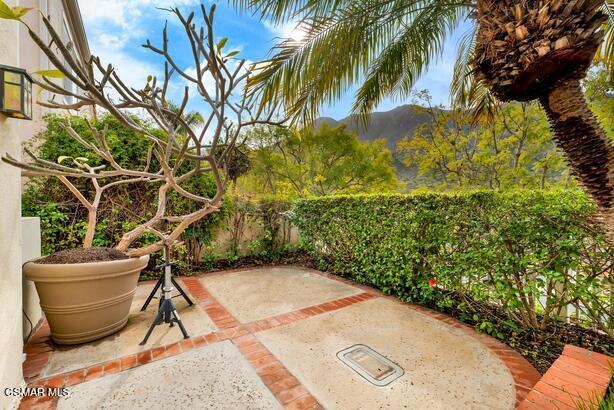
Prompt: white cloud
<box><xmin>79</xmin><ymin>1</ymin><xmax>263</xmax><ymax>120</ymax></box>
<box><xmin>95</xmin><ymin>45</ymin><xmax>158</xmax><ymax>98</ymax></box>
<box><xmin>263</xmin><ymin>20</ymin><xmax>308</xmax><ymax>42</ymax></box>
<box><xmin>85</xmin><ymin>31</ymin><xmax>159</xmax><ymax>103</ymax></box>
<box><xmin>78</xmin><ymin>0</ymin><xmax>199</xmax><ymax>31</ymax></box>
<box><xmin>77</xmin><ymin>0</ymin><xmax>203</xmax><ymax>102</ymax></box>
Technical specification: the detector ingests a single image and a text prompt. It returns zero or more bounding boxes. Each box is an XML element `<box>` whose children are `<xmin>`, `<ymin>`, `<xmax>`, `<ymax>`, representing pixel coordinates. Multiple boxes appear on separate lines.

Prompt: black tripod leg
<box><xmin>138</xmin><ymin>243</ymin><xmax>190</xmax><ymax>345</ymax></box>
<box><xmin>140</xmin><ymin>306</ymin><xmax>165</xmax><ymax>345</ymax></box>
<box><xmin>171</xmin><ymin>277</ymin><xmax>193</xmax><ymax>306</ymax></box>
<box><xmin>141</xmin><ymin>274</ymin><xmax>164</xmax><ymax>311</ymax></box>
<box><xmin>171</xmin><ymin>308</ymin><xmax>189</xmax><ymax>339</ymax></box>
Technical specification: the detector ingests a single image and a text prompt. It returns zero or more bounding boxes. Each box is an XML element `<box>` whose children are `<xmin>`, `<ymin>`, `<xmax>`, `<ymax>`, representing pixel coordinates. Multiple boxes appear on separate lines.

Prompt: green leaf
<box><xmin>57</xmin><ymin>155</ymin><xmax>72</xmax><ymax>164</ymax></box>
<box><xmin>33</xmin><ymin>69</ymin><xmax>65</xmax><ymax>79</ymax></box>
<box><xmin>0</xmin><ymin>1</ymin><xmax>32</xmax><ymax>20</ymax></box>
<box><xmin>11</xmin><ymin>6</ymin><xmax>32</xmax><ymax>18</ymax></box>
<box><xmin>216</xmin><ymin>37</ymin><xmax>228</xmax><ymax>51</ymax></box>
<box><xmin>0</xmin><ymin>0</ymin><xmax>15</xmax><ymax>19</ymax></box>
<box><xmin>226</xmin><ymin>50</ymin><xmax>240</xmax><ymax>58</ymax></box>
<box><xmin>33</xmin><ymin>70</ymin><xmax>65</xmax><ymax>102</ymax></box>
<box><xmin>75</xmin><ymin>157</ymin><xmax>89</xmax><ymax>163</ymax></box>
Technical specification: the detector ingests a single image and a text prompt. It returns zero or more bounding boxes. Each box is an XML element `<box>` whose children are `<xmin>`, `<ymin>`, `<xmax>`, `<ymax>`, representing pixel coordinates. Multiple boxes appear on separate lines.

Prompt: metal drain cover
<box><xmin>337</xmin><ymin>344</ymin><xmax>404</xmax><ymax>386</ymax></box>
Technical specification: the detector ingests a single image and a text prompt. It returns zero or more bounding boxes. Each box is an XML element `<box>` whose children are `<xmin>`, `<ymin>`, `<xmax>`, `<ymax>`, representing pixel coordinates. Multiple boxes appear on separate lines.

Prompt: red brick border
<box><xmin>179</xmin><ymin>276</ymin><xmax>376</xmax><ymax>409</ymax></box>
<box><xmin>20</xmin><ymin>265</ymin><xmax>548</xmax><ymax>410</ymax></box>
<box><xmin>241</xmin><ymin>292</ymin><xmax>376</xmax><ymax>334</ymax></box>
<box><xmin>392</xmin><ymin>303</ymin><xmax>540</xmax><ymax>406</ymax></box>
<box><xmin>518</xmin><ymin>345</ymin><xmax>612</xmax><ymax>410</ymax></box>
<box><xmin>232</xmin><ymin>334</ymin><xmax>320</xmax><ymax>410</ymax></box>
<box><xmin>20</xmin><ymin>278</ymin><xmax>378</xmax><ymax>409</ymax></box>
<box><xmin>23</xmin><ymin>321</ymin><xmax>53</xmax><ymax>382</ymax></box>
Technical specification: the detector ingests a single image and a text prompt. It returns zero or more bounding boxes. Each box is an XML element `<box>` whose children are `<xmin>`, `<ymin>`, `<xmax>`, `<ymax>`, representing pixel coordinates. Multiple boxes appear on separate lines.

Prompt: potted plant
<box><xmin>2</xmin><ymin>3</ymin><xmax>280</xmax><ymax>344</ymax></box>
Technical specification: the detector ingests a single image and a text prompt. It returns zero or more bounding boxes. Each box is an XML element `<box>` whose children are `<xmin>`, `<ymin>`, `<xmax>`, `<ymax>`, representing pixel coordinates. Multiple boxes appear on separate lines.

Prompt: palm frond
<box><xmin>248</xmin><ymin>0</ymin><xmax>471</xmax><ymax>125</ymax></box>
<box><xmin>229</xmin><ymin>0</ymin><xmax>351</xmax><ymax>24</ymax></box>
<box><xmin>249</xmin><ymin>1</ymin><xmax>407</xmax><ymax>124</ymax></box>
<box><xmin>450</xmin><ymin>25</ymin><xmax>499</xmax><ymax>124</ymax></box>
<box><xmin>352</xmin><ymin>1</ymin><xmax>468</xmax><ymax>123</ymax></box>
<box><xmin>594</xmin><ymin>3</ymin><xmax>614</xmax><ymax>81</ymax></box>
<box><xmin>451</xmin><ymin>26</ymin><xmax>477</xmax><ymax>108</ymax></box>
<box><xmin>465</xmin><ymin>79</ymin><xmax>498</xmax><ymax>124</ymax></box>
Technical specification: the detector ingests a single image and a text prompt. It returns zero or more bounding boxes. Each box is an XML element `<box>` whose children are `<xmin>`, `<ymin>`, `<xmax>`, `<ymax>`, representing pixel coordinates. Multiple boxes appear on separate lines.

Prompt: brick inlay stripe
<box><xmin>19</xmin><ymin>283</ymin><xmax>375</xmax><ymax>409</ymax></box>
<box><xmin>18</xmin><ymin>326</ymin><xmax>252</xmax><ymax>410</ymax></box>
<box><xmin>247</xmin><ymin>292</ymin><xmax>376</xmax><ymax>333</ymax></box>
<box><xmin>181</xmin><ymin>277</ymin><xmax>241</xmax><ymax>329</ymax></box>
<box><xmin>231</xmin><ymin>334</ymin><xmax>321</xmax><ymax>410</ymax></box>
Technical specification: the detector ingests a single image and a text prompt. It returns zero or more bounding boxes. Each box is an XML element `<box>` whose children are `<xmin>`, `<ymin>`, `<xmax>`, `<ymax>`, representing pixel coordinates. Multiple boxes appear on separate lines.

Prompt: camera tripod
<box><xmin>140</xmin><ymin>243</ymin><xmax>193</xmax><ymax>345</ymax></box>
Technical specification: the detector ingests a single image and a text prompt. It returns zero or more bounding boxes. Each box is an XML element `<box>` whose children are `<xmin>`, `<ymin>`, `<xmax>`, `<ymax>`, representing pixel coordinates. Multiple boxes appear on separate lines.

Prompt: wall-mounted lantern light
<box><xmin>0</xmin><ymin>64</ymin><xmax>33</xmax><ymax>120</ymax></box>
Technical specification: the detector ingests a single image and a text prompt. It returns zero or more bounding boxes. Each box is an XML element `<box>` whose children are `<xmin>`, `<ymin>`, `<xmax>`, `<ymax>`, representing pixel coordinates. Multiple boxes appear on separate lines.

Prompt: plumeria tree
<box><xmin>1</xmin><ymin>3</ymin><xmax>282</xmax><ymax>257</ymax></box>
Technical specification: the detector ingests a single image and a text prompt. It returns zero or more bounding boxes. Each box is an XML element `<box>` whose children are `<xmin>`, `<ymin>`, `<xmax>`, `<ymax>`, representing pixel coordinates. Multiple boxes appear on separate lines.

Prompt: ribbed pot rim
<box><xmin>24</xmin><ymin>254</ymin><xmax>149</xmax><ymax>282</ymax></box>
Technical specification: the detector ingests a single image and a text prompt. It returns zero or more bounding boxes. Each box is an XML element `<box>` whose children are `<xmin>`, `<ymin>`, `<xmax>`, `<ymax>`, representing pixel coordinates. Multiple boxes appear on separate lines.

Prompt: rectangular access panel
<box><xmin>337</xmin><ymin>344</ymin><xmax>404</xmax><ymax>386</ymax></box>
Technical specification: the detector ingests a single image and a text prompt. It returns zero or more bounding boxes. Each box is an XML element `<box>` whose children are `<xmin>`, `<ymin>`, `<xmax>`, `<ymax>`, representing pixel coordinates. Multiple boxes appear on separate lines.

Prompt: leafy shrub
<box><xmin>291</xmin><ymin>191</ymin><xmax>612</xmax><ymax>337</ymax></box>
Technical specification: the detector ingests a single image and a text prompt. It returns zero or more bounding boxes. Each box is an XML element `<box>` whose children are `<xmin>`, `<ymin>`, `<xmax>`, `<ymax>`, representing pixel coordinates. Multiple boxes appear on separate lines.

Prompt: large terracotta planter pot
<box><xmin>24</xmin><ymin>255</ymin><xmax>149</xmax><ymax>345</ymax></box>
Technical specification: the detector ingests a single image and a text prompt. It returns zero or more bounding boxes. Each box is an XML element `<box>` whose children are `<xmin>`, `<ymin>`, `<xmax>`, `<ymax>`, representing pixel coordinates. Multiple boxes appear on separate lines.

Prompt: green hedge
<box><xmin>290</xmin><ymin>191</ymin><xmax>612</xmax><ymax>336</ymax></box>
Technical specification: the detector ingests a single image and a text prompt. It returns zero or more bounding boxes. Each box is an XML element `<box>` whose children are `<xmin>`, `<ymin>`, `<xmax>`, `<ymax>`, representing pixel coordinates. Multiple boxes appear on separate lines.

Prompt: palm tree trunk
<box><xmin>539</xmin><ymin>76</ymin><xmax>614</xmax><ymax>242</ymax></box>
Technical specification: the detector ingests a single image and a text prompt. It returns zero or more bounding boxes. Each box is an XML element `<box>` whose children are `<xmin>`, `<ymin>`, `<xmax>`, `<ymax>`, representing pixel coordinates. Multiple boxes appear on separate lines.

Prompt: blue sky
<box><xmin>77</xmin><ymin>0</ymin><xmax>470</xmax><ymax>119</ymax></box>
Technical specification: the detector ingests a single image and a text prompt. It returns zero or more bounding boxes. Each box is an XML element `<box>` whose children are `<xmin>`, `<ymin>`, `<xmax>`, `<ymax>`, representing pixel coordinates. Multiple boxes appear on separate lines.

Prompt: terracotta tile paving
<box><xmin>83</xmin><ymin>364</ymin><xmax>104</xmax><ymax>382</ymax></box>
<box><xmin>230</xmin><ymin>334</ymin><xmax>321</xmax><ymax>409</ymax></box>
<box><xmin>17</xmin><ymin>265</ymin><xmax>580</xmax><ymax>410</ymax></box>
<box><xmin>182</xmin><ymin>277</ymin><xmax>323</xmax><ymax>410</ymax></box>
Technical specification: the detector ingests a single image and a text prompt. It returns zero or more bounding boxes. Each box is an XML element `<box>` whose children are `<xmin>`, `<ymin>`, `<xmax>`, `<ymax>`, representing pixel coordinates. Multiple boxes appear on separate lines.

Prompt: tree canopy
<box><xmin>398</xmin><ymin>70</ymin><xmax>613</xmax><ymax>192</ymax></box>
<box><xmin>238</xmin><ymin>123</ymin><xmax>402</xmax><ymax>197</ymax></box>
<box><xmin>398</xmin><ymin>91</ymin><xmax>570</xmax><ymax>190</ymax></box>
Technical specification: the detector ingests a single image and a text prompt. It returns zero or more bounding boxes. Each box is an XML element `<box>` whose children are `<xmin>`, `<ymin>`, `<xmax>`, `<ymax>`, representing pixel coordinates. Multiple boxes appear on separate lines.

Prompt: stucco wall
<box><xmin>0</xmin><ymin>2</ymin><xmax>89</xmax><ymax>407</ymax></box>
<box><xmin>0</xmin><ymin>2</ymin><xmax>26</xmax><ymax>408</ymax></box>
<box><xmin>21</xmin><ymin>217</ymin><xmax>42</xmax><ymax>340</ymax></box>
<box><xmin>207</xmin><ymin>214</ymin><xmax>299</xmax><ymax>257</ymax></box>
<box><xmin>19</xmin><ymin>0</ymin><xmax>71</xmax><ymax>147</ymax></box>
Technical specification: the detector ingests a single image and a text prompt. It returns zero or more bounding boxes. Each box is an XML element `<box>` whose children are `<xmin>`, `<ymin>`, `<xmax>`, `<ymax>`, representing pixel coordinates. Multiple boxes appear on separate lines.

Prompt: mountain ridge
<box><xmin>315</xmin><ymin>104</ymin><xmax>437</xmax><ymax>180</ymax></box>
<box><xmin>315</xmin><ymin>104</ymin><xmax>439</xmax><ymax>149</ymax></box>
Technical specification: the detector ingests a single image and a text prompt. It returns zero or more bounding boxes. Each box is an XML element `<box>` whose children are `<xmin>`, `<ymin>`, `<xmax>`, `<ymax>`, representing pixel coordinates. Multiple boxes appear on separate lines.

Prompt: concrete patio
<box><xmin>20</xmin><ymin>266</ymin><xmax>541</xmax><ymax>410</ymax></box>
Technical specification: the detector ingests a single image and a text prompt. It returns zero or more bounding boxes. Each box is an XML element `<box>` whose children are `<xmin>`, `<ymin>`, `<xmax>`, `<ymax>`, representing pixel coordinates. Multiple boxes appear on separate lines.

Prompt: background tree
<box><xmin>22</xmin><ymin>114</ymin><xmax>222</xmax><ymax>258</ymax></box>
<box><xmin>473</xmin><ymin>0</ymin><xmax>613</xmax><ymax>239</ymax></box>
<box><xmin>398</xmin><ymin>90</ymin><xmax>571</xmax><ymax>190</ymax></box>
<box><xmin>239</xmin><ymin>123</ymin><xmax>401</xmax><ymax>197</ymax></box>
<box><xmin>584</xmin><ymin>67</ymin><xmax>614</xmax><ymax>138</ymax></box>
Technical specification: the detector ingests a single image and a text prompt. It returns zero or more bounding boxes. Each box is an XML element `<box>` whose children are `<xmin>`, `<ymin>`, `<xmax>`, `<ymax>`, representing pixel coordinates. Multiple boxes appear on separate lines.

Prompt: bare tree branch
<box><xmin>5</xmin><ymin>4</ymin><xmax>286</xmax><ymax>257</ymax></box>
